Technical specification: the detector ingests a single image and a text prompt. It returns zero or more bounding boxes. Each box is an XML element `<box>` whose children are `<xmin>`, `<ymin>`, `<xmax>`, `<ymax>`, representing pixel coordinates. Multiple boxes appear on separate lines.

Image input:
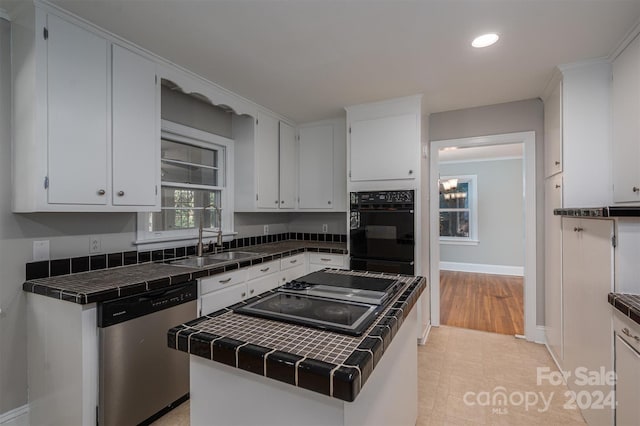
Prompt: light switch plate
<box><xmin>33</xmin><ymin>240</ymin><xmax>50</xmax><ymax>261</ymax></box>
<box><xmin>322</xmin><ymin>224</ymin><xmax>328</xmax><ymax>233</ymax></box>
<box><xmin>89</xmin><ymin>235</ymin><xmax>101</xmax><ymax>254</ymax></box>
<box><xmin>263</xmin><ymin>225</ymin><xmax>269</xmax><ymax>235</ymax></box>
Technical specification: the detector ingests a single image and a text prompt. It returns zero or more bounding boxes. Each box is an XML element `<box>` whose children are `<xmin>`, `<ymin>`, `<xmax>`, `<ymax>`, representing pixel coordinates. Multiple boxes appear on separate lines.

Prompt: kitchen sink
<box><xmin>169</xmin><ymin>251</ymin><xmax>264</xmax><ymax>268</ymax></box>
<box><xmin>207</xmin><ymin>251</ymin><xmax>263</xmax><ymax>261</ymax></box>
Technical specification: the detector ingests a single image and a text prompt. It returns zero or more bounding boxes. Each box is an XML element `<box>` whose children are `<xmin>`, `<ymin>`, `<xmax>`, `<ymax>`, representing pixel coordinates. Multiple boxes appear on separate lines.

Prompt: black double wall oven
<box><xmin>349</xmin><ymin>190</ymin><xmax>415</xmax><ymax>275</ymax></box>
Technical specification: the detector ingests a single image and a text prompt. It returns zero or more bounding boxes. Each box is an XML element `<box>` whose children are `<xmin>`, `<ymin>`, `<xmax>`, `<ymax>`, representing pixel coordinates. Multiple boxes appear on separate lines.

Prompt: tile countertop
<box><xmin>608</xmin><ymin>293</ymin><xmax>640</xmax><ymax>326</ymax></box>
<box><xmin>22</xmin><ymin>241</ymin><xmax>347</xmax><ymax>304</ymax></box>
<box><xmin>167</xmin><ymin>269</ymin><xmax>427</xmax><ymax>403</ymax></box>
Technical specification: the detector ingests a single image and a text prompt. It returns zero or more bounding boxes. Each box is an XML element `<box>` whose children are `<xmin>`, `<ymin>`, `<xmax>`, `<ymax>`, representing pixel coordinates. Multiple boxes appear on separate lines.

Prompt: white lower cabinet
<box><xmin>613</xmin><ymin>311</ymin><xmax>640</xmax><ymax>426</ymax></box>
<box><xmin>562</xmin><ymin>217</ymin><xmax>614</xmax><ymax>426</ymax></box>
<box><xmin>308</xmin><ymin>253</ymin><xmax>347</xmax><ymax>273</ymax></box>
<box><xmin>200</xmin><ymin>283</ymin><xmax>247</xmax><ymax>316</ymax></box>
<box><xmin>545</xmin><ymin>174</ymin><xmax>563</xmax><ymax>364</ymax></box>
<box><xmin>247</xmin><ymin>274</ymin><xmax>281</xmax><ymax>299</ymax></box>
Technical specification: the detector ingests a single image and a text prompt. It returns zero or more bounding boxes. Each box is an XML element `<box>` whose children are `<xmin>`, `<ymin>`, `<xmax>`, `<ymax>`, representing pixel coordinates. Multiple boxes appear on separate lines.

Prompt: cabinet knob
<box><xmin>281</xmin><ymin>200</ymin><xmax>285</xmax><ymax>204</ymax></box>
<box><xmin>97</xmin><ymin>189</ymin><xmax>106</xmax><ymax>196</ymax></box>
<box><xmin>633</xmin><ymin>187</ymin><xmax>640</xmax><ymax>193</ymax></box>
<box><xmin>328</xmin><ymin>201</ymin><xmax>332</xmax><ymax>205</ymax></box>
<box><xmin>275</xmin><ymin>200</ymin><xmax>279</xmax><ymax>204</ymax></box>
<box><xmin>250</xmin><ymin>289</ymin><xmax>254</xmax><ymax>294</ymax></box>
<box><xmin>555</xmin><ymin>161</ymin><xmax>560</xmax><ymax>166</ymax></box>
<box><xmin>117</xmin><ymin>191</ymin><xmax>125</xmax><ymax>196</ymax></box>
<box><xmin>555</xmin><ymin>184</ymin><xmax>561</xmax><ymax>189</ymax></box>
<box><xmin>574</xmin><ymin>227</ymin><xmax>584</xmax><ymax>232</ymax></box>
<box><xmin>408</xmin><ymin>170</ymin><xmax>413</xmax><ymax>175</ymax></box>
<box><xmin>241</xmin><ymin>292</ymin><xmax>246</xmax><ymax>297</ymax></box>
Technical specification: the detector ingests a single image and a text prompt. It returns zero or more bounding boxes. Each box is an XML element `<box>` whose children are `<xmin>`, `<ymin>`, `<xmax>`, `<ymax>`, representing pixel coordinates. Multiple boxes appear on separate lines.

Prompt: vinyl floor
<box><xmin>152</xmin><ymin>327</ymin><xmax>586</xmax><ymax>426</ymax></box>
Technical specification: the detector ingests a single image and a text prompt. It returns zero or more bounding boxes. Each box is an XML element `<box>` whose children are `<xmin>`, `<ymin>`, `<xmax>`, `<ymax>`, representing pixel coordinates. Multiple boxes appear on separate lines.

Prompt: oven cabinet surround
<box><xmin>189</xmin><ymin>302</ymin><xmax>419</xmax><ymax>426</ymax></box>
<box><xmin>26</xmin><ymin>293</ymin><xmax>98</xmax><ymax>426</ymax></box>
<box><xmin>198</xmin><ymin>253</ymin><xmax>347</xmax><ymax>315</ymax></box>
<box><xmin>612</xmin><ymin>32</ymin><xmax>640</xmax><ymax>204</ymax></box>
<box><xmin>561</xmin><ymin>217</ymin><xmax>614</xmax><ymax>426</ymax></box>
<box><xmin>10</xmin><ymin>4</ymin><xmax>160</xmax><ymax>212</ymax></box>
<box><xmin>345</xmin><ymin>96</ymin><xmax>422</xmax><ymax>185</ymax></box>
<box><xmin>298</xmin><ymin>118</ymin><xmax>348</xmax><ymax>211</ymax></box>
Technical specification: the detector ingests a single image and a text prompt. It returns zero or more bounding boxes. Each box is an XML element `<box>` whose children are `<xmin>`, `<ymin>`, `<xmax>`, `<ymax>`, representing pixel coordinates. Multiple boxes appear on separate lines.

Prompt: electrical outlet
<box><xmin>263</xmin><ymin>225</ymin><xmax>269</xmax><ymax>235</ymax></box>
<box><xmin>322</xmin><ymin>224</ymin><xmax>328</xmax><ymax>233</ymax></box>
<box><xmin>89</xmin><ymin>236</ymin><xmax>101</xmax><ymax>254</ymax></box>
<box><xmin>33</xmin><ymin>240</ymin><xmax>50</xmax><ymax>261</ymax></box>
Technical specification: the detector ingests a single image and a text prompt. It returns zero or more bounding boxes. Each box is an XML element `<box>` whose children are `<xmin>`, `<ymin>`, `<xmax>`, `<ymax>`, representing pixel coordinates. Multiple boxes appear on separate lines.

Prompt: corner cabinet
<box><xmin>11</xmin><ymin>7</ymin><xmax>160</xmax><ymax>212</ymax></box>
<box><xmin>233</xmin><ymin>111</ymin><xmax>297</xmax><ymax>211</ymax></box>
<box><xmin>297</xmin><ymin>118</ymin><xmax>347</xmax><ymax>211</ymax></box>
<box><xmin>612</xmin><ymin>33</ymin><xmax>640</xmax><ymax>204</ymax></box>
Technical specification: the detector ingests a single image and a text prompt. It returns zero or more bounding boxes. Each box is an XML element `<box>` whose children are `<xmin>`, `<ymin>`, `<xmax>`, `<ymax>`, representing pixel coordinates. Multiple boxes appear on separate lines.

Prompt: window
<box><xmin>439</xmin><ymin>175</ymin><xmax>478</xmax><ymax>245</ymax></box>
<box><xmin>137</xmin><ymin>120</ymin><xmax>234</xmax><ymax>247</ymax></box>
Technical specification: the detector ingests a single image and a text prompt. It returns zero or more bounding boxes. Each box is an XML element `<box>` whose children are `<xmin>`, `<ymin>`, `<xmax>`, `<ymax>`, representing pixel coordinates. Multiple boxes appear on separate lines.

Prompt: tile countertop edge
<box><xmin>167</xmin><ymin>275</ymin><xmax>427</xmax><ymax>402</ymax></box>
<box><xmin>608</xmin><ymin>292</ymin><xmax>640</xmax><ymax>326</ymax></box>
<box><xmin>554</xmin><ymin>206</ymin><xmax>640</xmax><ymax>217</ymax></box>
<box><xmin>22</xmin><ymin>242</ymin><xmax>348</xmax><ymax>305</ymax></box>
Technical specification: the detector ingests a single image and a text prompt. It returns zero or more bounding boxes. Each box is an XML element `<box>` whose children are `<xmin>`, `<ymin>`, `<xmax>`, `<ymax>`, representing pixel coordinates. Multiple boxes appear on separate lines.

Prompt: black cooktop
<box><xmin>288</xmin><ymin>271</ymin><xmax>397</xmax><ymax>292</ymax></box>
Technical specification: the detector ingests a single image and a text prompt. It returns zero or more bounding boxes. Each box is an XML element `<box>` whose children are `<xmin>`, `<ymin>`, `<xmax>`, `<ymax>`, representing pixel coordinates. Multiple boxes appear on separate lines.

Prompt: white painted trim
<box><xmin>0</xmin><ymin>405</ymin><xmax>29</xmax><ymax>425</ymax></box>
<box><xmin>0</xmin><ymin>9</ymin><xmax>10</xmax><ymax>21</ymax></box>
<box><xmin>418</xmin><ymin>323</ymin><xmax>432</xmax><ymax>345</ymax></box>
<box><xmin>439</xmin><ymin>155</ymin><xmax>522</xmax><ymax>165</ymax></box>
<box><xmin>534</xmin><ymin>325</ymin><xmax>547</xmax><ymax>345</ymax></box>
<box><xmin>430</xmin><ymin>131</ymin><xmax>537</xmax><ymax>342</ymax></box>
<box><xmin>439</xmin><ymin>239</ymin><xmax>479</xmax><ymax>246</ymax></box>
<box><xmin>439</xmin><ymin>261</ymin><xmax>523</xmax><ymax>277</ymax></box>
<box><xmin>609</xmin><ymin>16</ymin><xmax>640</xmax><ymax>61</ymax></box>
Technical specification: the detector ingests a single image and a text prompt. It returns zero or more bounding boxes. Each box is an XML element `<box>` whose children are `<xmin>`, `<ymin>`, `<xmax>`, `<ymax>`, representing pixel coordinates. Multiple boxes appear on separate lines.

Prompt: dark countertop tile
<box><xmin>167</xmin><ymin>270</ymin><xmax>427</xmax><ymax>402</ymax></box>
<box><xmin>609</xmin><ymin>293</ymin><xmax>640</xmax><ymax>326</ymax></box>
<box><xmin>23</xmin><ymin>240</ymin><xmax>347</xmax><ymax>305</ymax></box>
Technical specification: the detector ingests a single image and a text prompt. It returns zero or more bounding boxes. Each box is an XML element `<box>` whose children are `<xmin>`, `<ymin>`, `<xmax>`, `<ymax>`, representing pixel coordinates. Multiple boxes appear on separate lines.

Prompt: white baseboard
<box><xmin>418</xmin><ymin>322</ymin><xmax>432</xmax><ymax>345</ymax></box>
<box><xmin>0</xmin><ymin>405</ymin><xmax>29</xmax><ymax>426</ymax></box>
<box><xmin>440</xmin><ymin>261</ymin><xmax>524</xmax><ymax>277</ymax></box>
<box><xmin>533</xmin><ymin>325</ymin><xmax>546</xmax><ymax>344</ymax></box>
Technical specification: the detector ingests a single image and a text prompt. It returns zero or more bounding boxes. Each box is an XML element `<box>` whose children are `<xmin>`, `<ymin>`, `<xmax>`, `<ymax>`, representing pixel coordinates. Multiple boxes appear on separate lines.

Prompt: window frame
<box><xmin>135</xmin><ymin>120</ymin><xmax>235</xmax><ymax>249</ymax></box>
<box><xmin>439</xmin><ymin>174</ymin><xmax>478</xmax><ymax>246</ymax></box>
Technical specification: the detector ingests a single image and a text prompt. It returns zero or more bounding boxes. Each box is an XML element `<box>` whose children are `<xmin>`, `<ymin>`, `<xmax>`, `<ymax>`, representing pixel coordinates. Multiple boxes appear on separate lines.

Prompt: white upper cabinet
<box><xmin>11</xmin><ymin>7</ymin><xmax>160</xmax><ymax>212</ymax></box>
<box><xmin>345</xmin><ymin>95</ymin><xmax>421</xmax><ymax>188</ymax></box>
<box><xmin>233</xmin><ymin>112</ymin><xmax>297</xmax><ymax>212</ymax></box>
<box><xmin>255</xmin><ymin>111</ymin><xmax>281</xmax><ymax>209</ymax></box>
<box><xmin>112</xmin><ymin>44</ymin><xmax>159</xmax><ymax>207</ymax></box>
<box><xmin>278</xmin><ymin>122</ymin><xmax>297</xmax><ymax>209</ymax></box>
<box><xmin>542</xmin><ymin>62</ymin><xmax>612</xmax><ymax>208</ymax></box>
<box><xmin>612</xmin><ymin>33</ymin><xmax>640</xmax><ymax>204</ymax></box>
<box><xmin>46</xmin><ymin>14</ymin><xmax>109</xmax><ymax>206</ymax></box>
<box><xmin>544</xmin><ymin>79</ymin><xmax>562</xmax><ymax>178</ymax></box>
<box><xmin>298</xmin><ymin>124</ymin><xmax>334</xmax><ymax>209</ymax></box>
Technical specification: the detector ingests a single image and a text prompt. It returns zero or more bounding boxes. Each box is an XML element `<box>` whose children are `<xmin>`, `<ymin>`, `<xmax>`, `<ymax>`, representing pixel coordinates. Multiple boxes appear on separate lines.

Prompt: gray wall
<box><xmin>439</xmin><ymin>159</ymin><xmax>524</xmax><ymax>267</ymax></box>
<box><xmin>429</xmin><ymin>98</ymin><xmax>545</xmax><ymax>326</ymax></box>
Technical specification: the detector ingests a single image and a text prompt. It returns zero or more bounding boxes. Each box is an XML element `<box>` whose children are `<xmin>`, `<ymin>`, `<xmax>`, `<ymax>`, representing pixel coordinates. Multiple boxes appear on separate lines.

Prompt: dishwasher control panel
<box><xmin>98</xmin><ymin>281</ymin><xmax>197</xmax><ymax>328</ymax></box>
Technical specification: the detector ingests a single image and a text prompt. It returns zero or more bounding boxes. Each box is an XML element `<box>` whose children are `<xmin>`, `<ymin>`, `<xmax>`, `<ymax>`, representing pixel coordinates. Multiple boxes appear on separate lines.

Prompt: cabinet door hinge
<box><xmin>44</xmin><ymin>176</ymin><xmax>49</xmax><ymax>189</ymax></box>
<box><xmin>43</xmin><ymin>27</ymin><xmax>48</xmax><ymax>40</ymax></box>
<box><xmin>348</xmin><ymin>127</ymin><xmax>351</xmax><ymax>134</ymax></box>
<box><xmin>348</xmin><ymin>171</ymin><xmax>351</xmax><ymax>178</ymax></box>
<box><xmin>155</xmin><ymin>185</ymin><xmax>158</xmax><ymax>195</ymax></box>
<box><xmin>612</xmin><ymin>235</ymin><xmax>617</xmax><ymax>248</ymax></box>
<box><xmin>256</xmin><ymin>118</ymin><xmax>259</xmax><ymax>125</ymax></box>
<box><xmin>155</xmin><ymin>75</ymin><xmax>158</xmax><ymax>84</ymax></box>
<box><xmin>256</xmin><ymin>194</ymin><xmax>258</xmax><ymax>201</ymax></box>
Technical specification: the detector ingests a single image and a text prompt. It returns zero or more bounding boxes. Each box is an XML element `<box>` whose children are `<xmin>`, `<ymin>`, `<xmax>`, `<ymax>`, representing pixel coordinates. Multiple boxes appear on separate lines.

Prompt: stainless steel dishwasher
<box><xmin>97</xmin><ymin>281</ymin><xmax>197</xmax><ymax>426</ymax></box>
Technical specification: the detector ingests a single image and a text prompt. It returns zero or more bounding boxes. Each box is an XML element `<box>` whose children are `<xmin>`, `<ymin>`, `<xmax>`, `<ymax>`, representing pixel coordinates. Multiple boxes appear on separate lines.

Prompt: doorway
<box><xmin>429</xmin><ymin>132</ymin><xmax>537</xmax><ymax>340</ymax></box>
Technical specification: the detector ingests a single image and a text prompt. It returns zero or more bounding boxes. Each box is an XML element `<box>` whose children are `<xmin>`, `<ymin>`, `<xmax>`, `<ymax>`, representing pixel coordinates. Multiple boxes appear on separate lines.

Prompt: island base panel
<box><xmin>190</xmin><ymin>307</ymin><xmax>418</xmax><ymax>426</ymax></box>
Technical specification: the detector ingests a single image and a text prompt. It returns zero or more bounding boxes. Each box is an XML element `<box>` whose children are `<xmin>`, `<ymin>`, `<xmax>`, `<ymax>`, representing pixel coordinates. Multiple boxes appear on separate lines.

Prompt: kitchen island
<box><xmin>168</xmin><ymin>270</ymin><xmax>426</xmax><ymax>426</ymax></box>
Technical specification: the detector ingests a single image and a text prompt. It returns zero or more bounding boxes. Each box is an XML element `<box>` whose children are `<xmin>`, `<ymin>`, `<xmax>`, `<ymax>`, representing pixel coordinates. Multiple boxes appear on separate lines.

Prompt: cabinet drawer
<box><xmin>200</xmin><ymin>269</ymin><xmax>247</xmax><ymax>295</ymax></box>
<box><xmin>247</xmin><ymin>260</ymin><xmax>280</xmax><ymax>281</ymax></box>
<box><xmin>309</xmin><ymin>253</ymin><xmax>344</xmax><ymax>268</ymax></box>
<box><xmin>281</xmin><ymin>254</ymin><xmax>305</xmax><ymax>271</ymax></box>
<box><xmin>200</xmin><ymin>283</ymin><xmax>247</xmax><ymax>316</ymax></box>
<box><xmin>283</xmin><ymin>264</ymin><xmax>306</xmax><ymax>283</ymax></box>
<box><xmin>614</xmin><ymin>310</ymin><xmax>640</xmax><ymax>354</ymax></box>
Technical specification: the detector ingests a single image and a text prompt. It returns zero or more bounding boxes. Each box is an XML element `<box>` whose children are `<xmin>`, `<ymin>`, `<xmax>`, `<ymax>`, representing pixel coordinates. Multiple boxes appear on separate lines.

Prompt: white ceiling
<box><xmin>11</xmin><ymin>0</ymin><xmax>640</xmax><ymax>122</ymax></box>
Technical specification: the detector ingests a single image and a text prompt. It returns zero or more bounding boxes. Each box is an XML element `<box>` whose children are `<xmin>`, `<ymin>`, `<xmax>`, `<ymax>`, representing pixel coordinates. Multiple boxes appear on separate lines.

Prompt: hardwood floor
<box><xmin>440</xmin><ymin>270</ymin><xmax>524</xmax><ymax>335</ymax></box>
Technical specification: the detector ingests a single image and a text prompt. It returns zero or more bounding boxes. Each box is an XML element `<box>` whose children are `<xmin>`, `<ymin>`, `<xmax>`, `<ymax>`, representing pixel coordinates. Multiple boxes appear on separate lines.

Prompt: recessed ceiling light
<box><xmin>472</xmin><ymin>33</ymin><xmax>499</xmax><ymax>48</ymax></box>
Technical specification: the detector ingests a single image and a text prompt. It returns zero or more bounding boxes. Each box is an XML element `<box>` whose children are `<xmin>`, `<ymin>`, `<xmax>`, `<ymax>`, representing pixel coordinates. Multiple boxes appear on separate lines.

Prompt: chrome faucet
<box><xmin>196</xmin><ymin>204</ymin><xmax>223</xmax><ymax>257</ymax></box>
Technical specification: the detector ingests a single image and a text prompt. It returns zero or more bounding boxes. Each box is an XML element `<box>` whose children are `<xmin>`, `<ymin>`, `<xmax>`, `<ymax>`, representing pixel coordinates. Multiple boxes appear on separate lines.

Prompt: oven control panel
<box><xmin>351</xmin><ymin>190</ymin><xmax>414</xmax><ymax>205</ymax></box>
